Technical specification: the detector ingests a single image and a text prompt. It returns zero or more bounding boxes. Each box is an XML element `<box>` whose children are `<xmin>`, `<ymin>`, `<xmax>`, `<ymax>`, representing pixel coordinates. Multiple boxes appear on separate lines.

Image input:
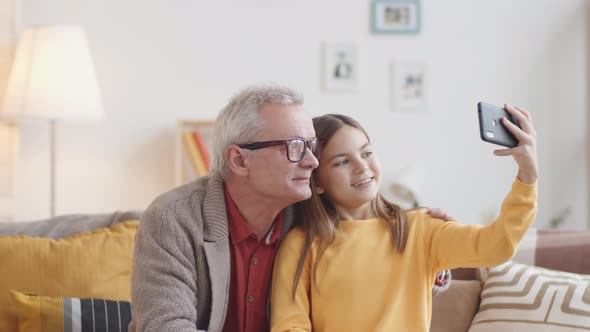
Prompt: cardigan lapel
<box><xmin>204</xmin><ymin>239</ymin><xmax>231</xmax><ymax>332</ymax></box>
<box><xmin>200</xmin><ymin>174</ymin><xmax>231</xmax><ymax>331</ymax></box>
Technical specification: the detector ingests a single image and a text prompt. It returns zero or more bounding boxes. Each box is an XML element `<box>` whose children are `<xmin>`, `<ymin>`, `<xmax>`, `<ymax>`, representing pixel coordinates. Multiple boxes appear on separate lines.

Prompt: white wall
<box><xmin>8</xmin><ymin>0</ymin><xmax>589</xmax><ymax>228</ymax></box>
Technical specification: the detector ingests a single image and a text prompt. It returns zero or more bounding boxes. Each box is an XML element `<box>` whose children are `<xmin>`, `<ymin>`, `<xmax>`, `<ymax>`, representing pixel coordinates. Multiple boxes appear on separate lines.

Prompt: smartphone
<box><xmin>478</xmin><ymin>102</ymin><xmax>521</xmax><ymax>148</ymax></box>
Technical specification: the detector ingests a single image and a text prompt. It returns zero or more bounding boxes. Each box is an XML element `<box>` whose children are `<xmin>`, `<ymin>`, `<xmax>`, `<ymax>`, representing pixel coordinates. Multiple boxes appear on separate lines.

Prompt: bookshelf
<box><xmin>175</xmin><ymin>119</ymin><xmax>215</xmax><ymax>186</ymax></box>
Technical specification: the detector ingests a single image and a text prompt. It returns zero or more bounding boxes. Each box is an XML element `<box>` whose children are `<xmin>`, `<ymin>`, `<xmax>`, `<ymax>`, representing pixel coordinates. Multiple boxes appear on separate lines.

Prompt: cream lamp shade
<box><xmin>1</xmin><ymin>25</ymin><xmax>103</xmax><ymax>217</ymax></box>
<box><xmin>2</xmin><ymin>25</ymin><xmax>103</xmax><ymax>120</ymax></box>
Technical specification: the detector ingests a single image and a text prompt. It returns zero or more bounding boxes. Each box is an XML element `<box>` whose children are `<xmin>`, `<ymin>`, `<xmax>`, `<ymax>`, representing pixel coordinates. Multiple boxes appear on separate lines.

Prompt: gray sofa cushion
<box><xmin>0</xmin><ymin>210</ymin><xmax>142</xmax><ymax>238</ymax></box>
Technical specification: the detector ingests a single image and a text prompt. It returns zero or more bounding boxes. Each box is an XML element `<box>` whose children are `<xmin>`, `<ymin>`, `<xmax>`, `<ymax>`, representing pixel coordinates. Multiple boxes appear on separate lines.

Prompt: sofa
<box><xmin>1</xmin><ymin>213</ymin><xmax>589</xmax><ymax>332</ymax></box>
<box><xmin>430</xmin><ymin>229</ymin><xmax>590</xmax><ymax>331</ymax></box>
<box><xmin>0</xmin><ymin>211</ymin><xmax>141</xmax><ymax>332</ymax></box>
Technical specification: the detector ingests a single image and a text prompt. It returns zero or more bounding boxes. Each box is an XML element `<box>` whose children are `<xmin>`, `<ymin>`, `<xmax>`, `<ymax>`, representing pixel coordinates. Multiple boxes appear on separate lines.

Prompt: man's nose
<box><xmin>300</xmin><ymin>147</ymin><xmax>319</xmax><ymax>169</ymax></box>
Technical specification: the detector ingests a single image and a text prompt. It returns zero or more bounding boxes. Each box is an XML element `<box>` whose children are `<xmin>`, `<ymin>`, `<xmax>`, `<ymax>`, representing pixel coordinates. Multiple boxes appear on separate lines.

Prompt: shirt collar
<box><xmin>224</xmin><ymin>185</ymin><xmax>284</xmax><ymax>245</ymax></box>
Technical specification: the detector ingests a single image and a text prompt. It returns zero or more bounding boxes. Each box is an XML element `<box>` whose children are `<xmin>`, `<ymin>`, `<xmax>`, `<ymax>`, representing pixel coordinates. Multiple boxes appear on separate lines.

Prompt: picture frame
<box><xmin>390</xmin><ymin>61</ymin><xmax>427</xmax><ymax>112</ymax></box>
<box><xmin>322</xmin><ymin>43</ymin><xmax>357</xmax><ymax>92</ymax></box>
<box><xmin>372</xmin><ymin>0</ymin><xmax>421</xmax><ymax>34</ymax></box>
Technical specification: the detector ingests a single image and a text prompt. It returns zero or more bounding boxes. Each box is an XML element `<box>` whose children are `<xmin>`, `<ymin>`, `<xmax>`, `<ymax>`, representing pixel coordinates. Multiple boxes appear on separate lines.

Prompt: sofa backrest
<box><xmin>452</xmin><ymin>228</ymin><xmax>590</xmax><ymax>279</ymax></box>
<box><xmin>0</xmin><ymin>210</ymin><xmax>142</xmax><ymax>238</ymax></box>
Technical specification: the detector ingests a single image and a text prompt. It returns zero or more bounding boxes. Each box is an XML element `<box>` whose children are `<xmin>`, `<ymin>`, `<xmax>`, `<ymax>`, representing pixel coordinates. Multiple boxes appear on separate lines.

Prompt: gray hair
<box><xmin>210</xmin><ymin>84</ymin><xmax>304</xmax><ymax>179</ymax></box>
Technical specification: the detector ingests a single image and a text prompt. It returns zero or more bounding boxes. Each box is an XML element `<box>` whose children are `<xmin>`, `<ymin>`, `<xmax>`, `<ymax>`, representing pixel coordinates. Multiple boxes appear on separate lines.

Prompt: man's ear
<box><xmin>226</xmin><ymin>144</ymin><xmax>249</xmax><ymax>177</ymax></box>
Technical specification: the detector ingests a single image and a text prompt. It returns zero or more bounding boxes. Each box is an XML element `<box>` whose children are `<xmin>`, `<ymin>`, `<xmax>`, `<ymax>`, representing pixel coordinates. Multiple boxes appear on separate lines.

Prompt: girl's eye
<box><xmin>362</xmin><ymin>151</ymin><xmax>373</xmax><ymax>158</ymax></box>
<box><xmin>334</xmin><ymin>159</ymin><xmax>348</xmax><ymax>166</ymax></box>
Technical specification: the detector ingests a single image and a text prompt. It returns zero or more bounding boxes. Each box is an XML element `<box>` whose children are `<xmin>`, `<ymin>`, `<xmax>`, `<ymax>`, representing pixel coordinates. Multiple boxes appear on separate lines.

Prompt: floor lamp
<box><xmin>1</xmin><ymin>25</ymin><xmax>103</xmax><ymax>217</ymax></box>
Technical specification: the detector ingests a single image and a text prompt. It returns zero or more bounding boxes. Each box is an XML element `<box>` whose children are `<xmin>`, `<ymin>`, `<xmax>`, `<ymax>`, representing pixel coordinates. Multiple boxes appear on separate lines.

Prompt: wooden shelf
<box><xmin>175</xmin><ymin>119</ymin><xmax>215</xmax><ymax>186</ymax></box>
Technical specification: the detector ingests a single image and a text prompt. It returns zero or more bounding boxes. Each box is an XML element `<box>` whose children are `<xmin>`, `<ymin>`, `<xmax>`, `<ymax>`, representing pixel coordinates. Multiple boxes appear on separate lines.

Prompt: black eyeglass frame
<box><xmin>238</xmin><ymin>137</ymin><xmax>321</xmax><ymax>162</ymax></box>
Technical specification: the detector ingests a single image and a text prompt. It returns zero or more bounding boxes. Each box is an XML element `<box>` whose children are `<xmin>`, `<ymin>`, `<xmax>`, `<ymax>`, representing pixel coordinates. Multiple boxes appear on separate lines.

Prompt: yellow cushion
<box><xmin>11</xmin><ymin>291</ymin><xmax>49</xmax><ymax>332</ymax></box>
<box><xmin>11</xmin><ymin>290</ymin><xmax>133</xmax><ymax>332</ymax></box>
<box><xmin>0</xmin><ymin>221</ymin><xmax>138</xmax><ymax>332</ymax></box>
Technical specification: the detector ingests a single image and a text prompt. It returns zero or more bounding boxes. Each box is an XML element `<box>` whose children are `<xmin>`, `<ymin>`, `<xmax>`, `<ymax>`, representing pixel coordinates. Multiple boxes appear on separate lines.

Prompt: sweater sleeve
<box><xmin>270</xmin><ymin>229</ymin><xmax>313</xmax><ymax>332</ymax></box>
<box><xmin>129</xmin><ymin>204</ymin><xmax>205</xmax><ymax>332</ymax></box>
<box><xmin>423</xmin><ymin>178</ymin><xmax>537</xmax><ymax>272</ymax></box>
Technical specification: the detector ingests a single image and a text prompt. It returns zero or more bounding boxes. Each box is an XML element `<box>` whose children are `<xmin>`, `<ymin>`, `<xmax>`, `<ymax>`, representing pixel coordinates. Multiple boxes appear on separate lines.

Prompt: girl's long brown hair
<box><xmin>292</xmin><ymin>114</ymin><xmax>409</xmax><ymax>298</ymax></box>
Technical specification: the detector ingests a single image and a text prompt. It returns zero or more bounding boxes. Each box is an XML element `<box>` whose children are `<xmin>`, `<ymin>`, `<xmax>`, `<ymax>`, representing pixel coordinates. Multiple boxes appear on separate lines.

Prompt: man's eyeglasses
<box><xmin>238</xmin><ymin>137</ymin><xmax>322</xmax><ymax>162</ymax></box>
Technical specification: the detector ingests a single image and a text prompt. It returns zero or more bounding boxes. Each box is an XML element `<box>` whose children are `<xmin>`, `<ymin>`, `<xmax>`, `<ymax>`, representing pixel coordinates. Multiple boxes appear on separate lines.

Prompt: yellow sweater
<box><xmin>270</xmin><ymin>179</ymin><xmax>537</xmax><ymax>332</ymax></box>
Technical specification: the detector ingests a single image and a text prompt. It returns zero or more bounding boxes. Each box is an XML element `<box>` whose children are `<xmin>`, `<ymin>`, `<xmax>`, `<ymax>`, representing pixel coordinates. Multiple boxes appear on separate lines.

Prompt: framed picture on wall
<box><xmin>372</xmin><ymin>0</ymin><xmax>420</xmax><ymax>34</ymax></box>
<box><xmin>390</xmin><ymin>61</ymin><xmax>427</xmax><ymax>112</ymax></box>
<box><xmin>322</xmin><ymin>43</ymin><xmax>357</xmax><ymax>92</ymax></box>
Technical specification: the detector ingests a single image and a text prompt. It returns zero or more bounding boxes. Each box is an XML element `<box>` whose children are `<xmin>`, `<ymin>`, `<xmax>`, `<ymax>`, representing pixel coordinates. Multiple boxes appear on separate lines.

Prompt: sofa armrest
<box><xmin>430</xmin><ymin>280</ymin><xmax>481</xmax><ymax>332</ymax></box>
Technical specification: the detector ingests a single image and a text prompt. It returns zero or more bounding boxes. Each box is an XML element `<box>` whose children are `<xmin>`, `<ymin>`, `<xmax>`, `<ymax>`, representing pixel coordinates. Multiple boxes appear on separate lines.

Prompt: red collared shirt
<box><xmin>221</xmin><ymin>187</ymin><xmax>284</xmax><ymax>332</ymax></box>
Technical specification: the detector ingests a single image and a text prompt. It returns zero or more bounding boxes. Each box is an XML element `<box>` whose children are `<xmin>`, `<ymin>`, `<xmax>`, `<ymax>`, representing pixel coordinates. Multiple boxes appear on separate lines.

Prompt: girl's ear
<box><xmin>227</xmin><ymin>145</ymin><xmax>249</xmax><ymax>176</ymax></box>
<box><xmin>316</xmin><ymin>186</ymin><xmax>325</xmax><ymax>194</ymax></box>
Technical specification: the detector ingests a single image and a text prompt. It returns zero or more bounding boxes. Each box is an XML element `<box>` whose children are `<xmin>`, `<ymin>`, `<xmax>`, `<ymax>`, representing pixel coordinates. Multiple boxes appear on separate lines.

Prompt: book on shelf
<box><xmin>176</xmin><ymin>120</ymin><xmax>214</xmax><ymax>185</ymax></box>
<box><xmin>182</xmin><ymin>131</ymin><xmax>208</xmax><ymax>176</ymax></box>
<box><xmin>181</xmin><ymin>151</ymin><xmax>197</xmax><ymax>179</ymax></box>
<box><xmin>192</xmin><ymin>131</ymin><xmax>210</xmax><ymax>170</ymax></box>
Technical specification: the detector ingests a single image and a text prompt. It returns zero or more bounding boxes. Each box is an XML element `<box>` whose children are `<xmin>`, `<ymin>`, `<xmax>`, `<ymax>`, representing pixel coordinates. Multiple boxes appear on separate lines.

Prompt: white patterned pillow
<box><xmin>468</xmin><ymin>261</ymin><xmax>590</xmax><ymax>332</ymax></box>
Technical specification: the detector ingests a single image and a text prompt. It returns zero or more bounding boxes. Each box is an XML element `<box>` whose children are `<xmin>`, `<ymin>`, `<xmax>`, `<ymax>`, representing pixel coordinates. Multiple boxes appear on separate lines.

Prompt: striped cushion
<box><xmin>468</xmin><ymin>261</ymin><xmax>590</xmax><ymax>331</ymax></box>
<box><xmin>11</xmin><ymin>291</ymin><xmax>132</xmax><ymax>332</ymax></box>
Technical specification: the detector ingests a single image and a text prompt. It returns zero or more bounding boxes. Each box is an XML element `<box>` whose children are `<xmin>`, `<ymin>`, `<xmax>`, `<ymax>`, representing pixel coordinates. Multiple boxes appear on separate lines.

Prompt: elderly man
<box><xmin>129</xmin><ymin>84</ymin><xmax>450</xmax><ymax>332</ymax></box>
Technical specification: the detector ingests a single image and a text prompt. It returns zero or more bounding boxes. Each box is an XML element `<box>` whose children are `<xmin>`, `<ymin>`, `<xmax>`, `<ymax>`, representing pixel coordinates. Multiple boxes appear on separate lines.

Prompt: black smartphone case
<box><xmin>478</xmin><ymin>102</ymin><xmax>521</xmax><ymax>148</ymax></box>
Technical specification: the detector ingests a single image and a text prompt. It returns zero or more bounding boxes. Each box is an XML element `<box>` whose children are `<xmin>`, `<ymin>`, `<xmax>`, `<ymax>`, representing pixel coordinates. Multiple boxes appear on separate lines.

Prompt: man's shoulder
<box><xmin>141</xmin><ymin>175</ymin><xmax>224</xmax><ymax>230</ymax></box>
<box><xmin>153</xmin><ymin>176</ymin><xmax>210</xmax><ymax>209</ymax></box>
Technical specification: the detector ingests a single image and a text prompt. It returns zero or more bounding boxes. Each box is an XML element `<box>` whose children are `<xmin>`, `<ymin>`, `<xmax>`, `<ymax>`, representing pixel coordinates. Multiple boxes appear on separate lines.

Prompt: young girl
<box><xmin>270</xmin><ymin>105</ymin><xmax>538</xmax><ymax>331</ymax></box>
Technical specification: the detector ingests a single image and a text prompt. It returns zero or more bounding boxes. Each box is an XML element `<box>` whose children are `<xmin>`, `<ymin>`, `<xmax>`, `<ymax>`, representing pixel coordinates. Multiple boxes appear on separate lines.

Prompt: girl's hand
<box><xmin>493</xmin><ymin>104</ymin><xmax>538</xmax><ymax>184</ymax></box>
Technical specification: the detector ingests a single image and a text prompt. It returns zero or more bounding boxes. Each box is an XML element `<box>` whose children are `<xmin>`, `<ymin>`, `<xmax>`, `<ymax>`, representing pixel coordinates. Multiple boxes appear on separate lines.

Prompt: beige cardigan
<box><xmin>129</xmin><ymin>174</ymin><xmax>295</xmax><ymax>332</ymax></box>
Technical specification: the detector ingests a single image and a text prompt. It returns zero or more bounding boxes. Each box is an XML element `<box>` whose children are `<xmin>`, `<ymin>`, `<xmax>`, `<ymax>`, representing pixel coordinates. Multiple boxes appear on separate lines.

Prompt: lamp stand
<box><xmin>50</xmin><ymin>119</ymin><xmax>56</xmax><ymax>217</ymax></box>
